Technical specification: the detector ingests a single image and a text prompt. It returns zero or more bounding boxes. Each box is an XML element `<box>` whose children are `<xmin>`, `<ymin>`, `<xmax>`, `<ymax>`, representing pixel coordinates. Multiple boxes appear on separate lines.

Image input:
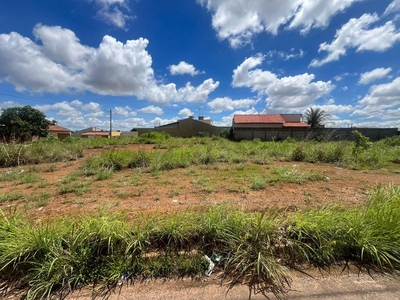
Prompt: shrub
<box><xmin>291</xmin><ymin>145</ymin><xmax>305</xmax><ymax>161</ymax></box>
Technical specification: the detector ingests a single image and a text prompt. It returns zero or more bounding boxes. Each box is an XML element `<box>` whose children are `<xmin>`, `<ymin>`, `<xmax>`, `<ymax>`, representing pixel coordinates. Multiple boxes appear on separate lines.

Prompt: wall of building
<box><xmin>233</xmin><ymin>123</ymin><xmax>283</xmax><ymax>129</ymax></box>
<box><xmin>48</xmin><ymin>132</ymin><xmax>71</xmax><ymax>140</ymax></box>
<box><xmin>136</xmin><ymin>118</ymin><xmax>227</xmax><ymax>137</ymax></box>
<box><xmin>120</xmin><ymin>131</ymin><xmax>138</xmax><ymax>138</ymax></box>
<box><xmin>233</xmin><ymin>127</ymin><xmax>398</xmax><ymax>141</ymax></box>
<box><xmin>281</xmin><ymin>114</ymin><xmax>302</xmax><ymax>123</ymax></box>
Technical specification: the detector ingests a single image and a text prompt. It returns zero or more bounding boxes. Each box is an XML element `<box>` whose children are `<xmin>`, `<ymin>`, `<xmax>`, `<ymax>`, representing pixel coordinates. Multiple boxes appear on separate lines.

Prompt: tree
<box><xmin>304</xmin><ymin>107</ymin><xmax>329</xmax><ymax>128</ymax></box>
<box><xmin>0</xmin><ymin>106</ymin><xmax>49</xmax><ymax>142</ymax></box>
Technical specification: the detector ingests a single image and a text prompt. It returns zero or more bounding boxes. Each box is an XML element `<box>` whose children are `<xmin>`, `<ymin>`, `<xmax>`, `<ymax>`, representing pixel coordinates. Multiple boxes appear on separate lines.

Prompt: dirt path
<box><xmin>64</xmin><ymin>269</ymin><xmax>400</xmax><ymax>300</ymax></box>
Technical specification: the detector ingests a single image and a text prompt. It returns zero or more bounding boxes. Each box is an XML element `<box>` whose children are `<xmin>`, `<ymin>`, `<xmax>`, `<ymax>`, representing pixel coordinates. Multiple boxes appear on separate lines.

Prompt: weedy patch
<box><xmin>0</xmin><ymin>191</ymin><xmax>24</xmax><ymax>203</ymax></box>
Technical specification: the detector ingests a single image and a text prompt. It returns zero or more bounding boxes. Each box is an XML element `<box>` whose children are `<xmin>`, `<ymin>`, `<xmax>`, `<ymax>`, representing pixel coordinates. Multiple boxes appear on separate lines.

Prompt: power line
<box><xmin>0</xmin><ymin>92</ymin><xmax>60</xmax><ymax>106</ymax></box>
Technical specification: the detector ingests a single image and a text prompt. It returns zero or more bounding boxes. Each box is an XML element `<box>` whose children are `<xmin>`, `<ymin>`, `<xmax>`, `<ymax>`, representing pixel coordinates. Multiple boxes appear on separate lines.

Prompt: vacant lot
<box><xmin>1</xmin><ymin>136</ymin><xmax>400</xmax><ymax>299</ymax></box>
<box><xmin>1</xmin><ymin>143</ymin><xmax>399</xmax><ymax>220</ymax></box>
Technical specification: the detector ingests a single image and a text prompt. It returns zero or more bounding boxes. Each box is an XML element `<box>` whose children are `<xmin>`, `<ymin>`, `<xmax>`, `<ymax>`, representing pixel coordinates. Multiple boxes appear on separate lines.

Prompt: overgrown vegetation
<box><xmin>0</xmin><ymin>185</ymin><xmax>400</xmax><ymax>299</ymax></box>
<box><xmin>0</xmin><ymin>132</ymin><xmax>400</xmax><ymax>298</ymax></box>
<box><xmin>0</xmin><ymin>131</ymin><xmax>399</xmax><ymax>171</ymax></box>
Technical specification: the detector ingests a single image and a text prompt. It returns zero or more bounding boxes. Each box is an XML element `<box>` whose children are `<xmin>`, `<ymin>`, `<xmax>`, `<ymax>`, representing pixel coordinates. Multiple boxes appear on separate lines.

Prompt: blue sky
<box><xmin>0</xmin><ymin>0</ymin><xmax>400</xmax><ymax>131</ymax></box>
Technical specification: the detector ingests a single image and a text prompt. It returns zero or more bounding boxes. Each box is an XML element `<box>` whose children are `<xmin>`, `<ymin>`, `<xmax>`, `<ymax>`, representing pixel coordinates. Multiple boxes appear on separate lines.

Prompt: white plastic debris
<box><xmin>204</xmin><ymin>255</ymin><xmax>215</xmax><ymax>277</ymax></box>
<box><xmin>118</xmin><ymin>273</ymin><xmax>129</xmax><ymax>286</ymax></box>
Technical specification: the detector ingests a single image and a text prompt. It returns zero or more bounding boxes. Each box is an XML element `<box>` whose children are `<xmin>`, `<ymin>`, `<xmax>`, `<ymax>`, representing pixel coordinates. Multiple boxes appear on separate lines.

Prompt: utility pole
<box><xmin>109</xmin><ymin>109</ymin><xmax>112</xmax><ymax>138</ymax></box>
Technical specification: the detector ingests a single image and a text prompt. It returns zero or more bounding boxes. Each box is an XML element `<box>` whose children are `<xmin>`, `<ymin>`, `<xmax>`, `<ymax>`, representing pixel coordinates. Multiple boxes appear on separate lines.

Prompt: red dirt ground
<box><xmin>1</xmin><ymin>144</ymin><xmax>399</xmax><ymax>220</ymax></box>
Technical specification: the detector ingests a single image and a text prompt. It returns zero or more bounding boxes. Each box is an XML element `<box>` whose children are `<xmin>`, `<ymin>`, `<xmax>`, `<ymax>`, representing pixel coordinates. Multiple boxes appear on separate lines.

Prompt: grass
<box><xmin>0</xmin><ymin>191</ymin><xmax>24</xmax><ymax>203</ymax></box>
<box><xmin>1</xmin><ymin>185</ymin><xmax>400</xmax><ymax>299</ymax></box>
<box><xmin>24</xmin><ymin>192</ymin><xmax>51</xmax><ymax>209</ymax></box>
<box><xmin>0</xmin><ymin>135</ymin><xmax>400</xmax><ymax>298</ymax></box>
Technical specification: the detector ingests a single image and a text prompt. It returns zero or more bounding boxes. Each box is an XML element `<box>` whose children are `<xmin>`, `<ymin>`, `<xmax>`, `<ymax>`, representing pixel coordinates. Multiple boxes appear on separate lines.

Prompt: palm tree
<box><xmin>304</xmin><ymin>107</ymin><xmax>329</xmax><ymax>128</ymax></box>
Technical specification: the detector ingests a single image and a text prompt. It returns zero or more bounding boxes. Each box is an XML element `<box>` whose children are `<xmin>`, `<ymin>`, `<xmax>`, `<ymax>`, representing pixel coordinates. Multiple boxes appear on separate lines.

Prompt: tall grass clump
<box><xmin>220</xmin><ymin>211</ymin><xmax>291</xmax><ymax>299</ymax></box>
<box><xmin>286</xmin><ymin>185</ymin><xmax>400</xmax><ymax>269</ymax></box>
<box><xmin>0</xmin><ymin>139</ymin><xmax>84</xmax><ymax>167</ymax></box>
<box><xmin>128</xmin><ymin>149</ymin><xmax>153</xmax><ymax>168</ymax></box>
<box><xmin>350</xmin><ymin>185</ymin><xmax>400</xmax><ymax>269</ymax></box>
<box><xmin>136</xmin><ymin>132</ymin><xmax>170</xmax><ymax>144</ymax></box>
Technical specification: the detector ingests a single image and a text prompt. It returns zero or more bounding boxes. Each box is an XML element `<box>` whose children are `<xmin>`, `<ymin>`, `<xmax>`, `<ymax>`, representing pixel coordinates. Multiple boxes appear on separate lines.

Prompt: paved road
<box><xmin>65</xmin><ymin>270</ymin><xmax>400</xmax><ymax>300</ymax></box>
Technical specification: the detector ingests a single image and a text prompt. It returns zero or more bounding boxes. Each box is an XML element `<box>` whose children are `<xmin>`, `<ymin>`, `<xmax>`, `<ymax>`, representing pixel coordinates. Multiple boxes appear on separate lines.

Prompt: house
<box><xmin>136</xmin><ymin>116</ymin><xmax>226</xmax><ymax>137</ymax></box>
<box><xmin>232</xmin><ymin>114</ymin><xmax>309</xmax><ymax>141</ymax></box>
<box><xmin>48</xmin><ymin>121</ymin><xmax>71</xmax><ymax>140</ymax></box>
<box><xmin>72</xmin><ymin>127</ymin><xmax>110</xmax><ymax>138</ymax></box>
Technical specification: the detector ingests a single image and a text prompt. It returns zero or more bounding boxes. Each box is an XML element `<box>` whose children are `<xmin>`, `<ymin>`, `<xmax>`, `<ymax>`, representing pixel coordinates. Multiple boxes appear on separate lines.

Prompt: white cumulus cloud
<box><xmin>359</xmin><ymin>67</ymin><xmax>392</xmax><ymax>85</ymax></box>
<box><xmin>358</xmin><ymin>77</ymin><xmax>400</xmax><ymax>107</ymax></box>
<box><xmin>0</xmin><ymin>25</ymin><xmax>219</xmax><ymax>105</ymax></box>
<box><xmin>207</xmin><ymin>97</ymin><xmax>259</xmax><ymax>113</ymax></box>
<box><xmin>232</xmin><ymin>54</ymin><xmax>334</xmax><ymax>110</ymax></box>
<box><xmin>138</xmin><ymin>105</ymin><xmax>164</xmax><ymax>115</ymax></box>
<box><xmin>89</xmin><ymin>0</ymin><xmax>132</xmax><ymax>29</ymax></box>
<box><xmin>114</xmin><ymin>106</ymin><xmax>137</xmax><ymax>117</ymax></box>
<box><xmin>197</xmin><ymin>0</ymin><xmax>362</xmax><ymax>48</ymax></box>
<box><xmin>310</xmin><ymin>13</ymin><xmax>400</xmax><ymax>67</ymax></box>
<box><xmin>168</xmin><ymin>61</ymin><xmax>203</xmax><ymax>76</ymax></box>
<box><xmin>34</xmin><ymin>100</ymin><xmax>84</xmax><ymax>117</ymax></box>
<box><xmin>178</xmin><ymin>108</ymin><xmax>194</xmax><ymax>118</ymax></box>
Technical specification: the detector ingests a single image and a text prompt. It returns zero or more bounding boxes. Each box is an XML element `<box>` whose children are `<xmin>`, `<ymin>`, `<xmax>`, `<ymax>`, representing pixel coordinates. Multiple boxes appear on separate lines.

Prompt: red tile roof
<box><xmin>49</xmin><ymin>124</ymin><xmax>71</xmax><ymax>132</ymax></box>
<box><xmin>233</xmin><ymin>114</ymin><xmax>309</xmax><ymax>128</ymax></box>
<box><xmin>233</xmin><ymin>114</ymin><xmax>285</xmax><ymax>124</ymax></box>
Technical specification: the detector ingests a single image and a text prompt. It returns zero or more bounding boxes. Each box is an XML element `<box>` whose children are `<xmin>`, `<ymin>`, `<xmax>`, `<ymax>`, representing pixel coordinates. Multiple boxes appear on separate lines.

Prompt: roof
<box><xmin>49</xmin><ymin>124</ymin><xmax>71</xmax><ymax>132</ymax></box>
<box><xmin>81</xmin><ymin>131</ymin><xmax>110</xmax><ymax>136</ymax></box>
<box><xmin>233</xmin><ymin>114</ymin><xmax>285</xmax><ymax>124</ymax></box>
<box><xmin>233</xmin><ymin>114</ymin><xmax>309</xmax><ymax>128</ymax></box>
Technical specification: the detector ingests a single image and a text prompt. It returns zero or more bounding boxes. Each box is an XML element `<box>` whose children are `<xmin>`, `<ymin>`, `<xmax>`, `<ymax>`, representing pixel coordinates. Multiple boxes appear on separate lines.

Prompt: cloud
<box><xmin>310</xmin><ymin>14</ymin><xmax>400</xmax><ymax>67</ymax></box>
<box><xmin>138</xmin><ymin>105</ymin><xmax>164</xmax><ymax>115</ymax></box>
<box><xmin>232</xmin><ymin>54</ymin><xmax>334</xmax><ymax>110</ymax></box>
<box><xmin>358</xmin><ymin>77</ymin><xmax>400</xmax><ymax>107</ymax></box>
<box><xmin>0</xmin><ymin>101</ymin><xmax>21</xmax><ymax>109</ymax></box>
<box><xmin>207</xmin><ymin>97</ymin><xmax>259</xmax><ymax>113</ymax></box>
<box><xmin>82</xmin><ymin>102</ymin><xmax>103</xmax><ymax>112</ymax></box>
<box><xmin>149</xmin><ymin>117</ymin><xmax>179</xmax><ymax>127</ymax></box>
<box><xmin>0</xmin><ymin>25</ymin><xmax>219</xmax><ymax>105</ymax></box>
<box><xmin>305</xmin><ymin>103</ymin><xmax>354</xmax><ymax>115</ymax></box>
<box><xmin>266</xmin><ymin>49</ymin><xmax>305</xmax><ymax>61</ymax></box>
<box><xmin>197</xmin><ymin>0</ymin><xmax>362</xmax><ymax>48</ymax></box>
<box><xmin>89</xmin><ymin>0</ymin><xmax>132</xmax><ymax>29</ymax></box>
<box><xmin>178</xmin><ymin>108</ymin><xmax>194</xmax><ymax>118</ymax></box>
<box><xmin>384</xmin><ymin>0</ymin><xmax>400</xmax><ymax>16</ymax></box>
<box><xmin>34</xmin><ymin>100</ymin><xmax>84</xmax><ymax>117</ymax></box>
<box><xmin>359</xmin><ymin>67</ymin><xmax>392</xmax><ymax>85</ymax></box>
<box><xmin>168</xmin><ymin>61</ymin><xmax>204</xmax><ymax>76</ymax></box>
<box><xmin>33</xmin><ymin>24</ymin><xmax>93</xmax><ymax>69</ymax></box>
<box><xmin>114</xmin><ymin>106</ymin><xmax>137</xmax><ymax>117</ymax></box>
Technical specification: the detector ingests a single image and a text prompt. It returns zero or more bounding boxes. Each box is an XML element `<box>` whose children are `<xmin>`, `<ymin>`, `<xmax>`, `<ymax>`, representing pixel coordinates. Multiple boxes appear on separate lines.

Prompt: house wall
<box><xmin>48</xmin><ymin>132</ymin><xmax>71</xmax><ymax>140</ymax></box>
<box><xmin>120</xmin><ymin>131</ymin><xmax>138</xmax><ymax>138</ymax></box>
<box><xmin>233</xmin><ymin>127</ymin><xmax>398</xmax><ymax>141</ymax></box>
<box><xmin>71</xmin><ymin>127</ymin><xmax>104</xmax><ymax>137</ymax></box>
<box><xmin>111</xmin><ymin>131</ymin><xmax>121</xmax><ymax>137</ymax></box>
<box><xmin>136</xmin><ymin>118</ymin><xmax>227</xmax><ymax>137</ymax></box>
<box><xmin>281</xmin><ymin>114</ymin><xmax>302</xmax><ymax>123</ymax></box>
<box><xmin>233</xmin><ymin>123</ymin><xmax>283</xmax><ymax>129</ymax></box>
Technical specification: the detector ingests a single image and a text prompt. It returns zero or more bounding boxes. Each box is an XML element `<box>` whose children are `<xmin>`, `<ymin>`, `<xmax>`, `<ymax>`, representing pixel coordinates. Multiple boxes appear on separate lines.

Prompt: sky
<box><xmin>0</xmin><ymin>0</ymin><xmax>400</xmax><ymax>131</ymax></box>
